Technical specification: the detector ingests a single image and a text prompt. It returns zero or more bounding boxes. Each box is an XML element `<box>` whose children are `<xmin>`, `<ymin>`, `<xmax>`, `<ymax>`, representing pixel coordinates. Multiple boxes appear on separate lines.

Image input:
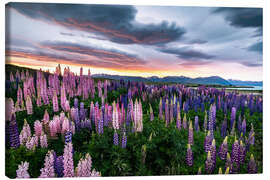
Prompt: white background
<box><xmin>1</xmin><ymin>0</ymin><xmax>268</xmax><ymax>179</ymax></box>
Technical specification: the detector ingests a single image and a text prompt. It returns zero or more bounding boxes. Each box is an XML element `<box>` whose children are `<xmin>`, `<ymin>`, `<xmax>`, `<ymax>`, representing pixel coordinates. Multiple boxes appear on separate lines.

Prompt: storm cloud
<box><xmin>7</xmin><ymin>3</ymin><xmax>186</xmax><ymax>45</ymax></box>
<box><xmin>158</xmin><ymin>46</ymin><xmax>215</xmax><ymax>60</ymax></box>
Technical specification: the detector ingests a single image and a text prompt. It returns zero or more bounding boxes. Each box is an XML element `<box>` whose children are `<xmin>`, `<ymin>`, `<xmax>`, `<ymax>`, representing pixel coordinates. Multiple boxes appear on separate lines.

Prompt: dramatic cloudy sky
<box><xmin>5</xmin><ymin>3</ymin><xmax>262</xmax><ymax>81</ymax></box>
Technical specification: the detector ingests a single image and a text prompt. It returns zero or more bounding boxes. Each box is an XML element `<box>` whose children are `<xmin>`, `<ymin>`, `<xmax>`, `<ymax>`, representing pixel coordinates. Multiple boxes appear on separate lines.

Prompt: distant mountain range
<box><xmin>92</xmin><ymin>74</ymin><xmax>263</xmax><ymax>87</ymax></box>
<box><xmin>92</xmin><ymin>74</ymin><xmax>233</xmax><ymax>86</ymax></box>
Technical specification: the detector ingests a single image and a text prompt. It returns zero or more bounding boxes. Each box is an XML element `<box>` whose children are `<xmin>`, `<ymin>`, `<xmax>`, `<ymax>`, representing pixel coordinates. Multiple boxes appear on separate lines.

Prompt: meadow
<box><xmin>5</xmin><ymin>64</ymin><xmax>262</xmax><ymax>178</ymax></box>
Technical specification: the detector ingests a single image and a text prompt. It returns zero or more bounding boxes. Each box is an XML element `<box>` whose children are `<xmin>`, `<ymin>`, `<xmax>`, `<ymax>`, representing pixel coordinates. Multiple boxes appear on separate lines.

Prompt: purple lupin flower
<box><xmin>248</xmin><ymin>154</ymin><xmax>257</xmax><ymax>174</ymax></box>
<box><xmin>55</xmin><ymin>155</ymin><xmax>64</xmax><ymax>177</ymax></box>
<box><xmin>230</xmin><ymin>107</ymin><xmax>236</xmax><ymax>130</ymax></box>
<box><xmin>188</xmin><ymin>121</ymin><xmax>194</xmax><ymax>145</ymax></box>
<box><xmin>186</xmin><ymin>144</ymin><xmax>193</xmax><ymax>166</ymax></box>
<box><xmin>204</xmin><ymin>131</ymin><xmax>213</xmax><ymax>153</ymax></box>
<box><xmin>182</xmin><ymin>113</ymin><xmax>187</xmax><ymax>129</ymax></box>
<box><xmin>220</xmin><ymin>118</ymin><xmax>227</xmax><ymax>138</ymax></box>
<box><xmin>149</xmin><ymin>104</ymin><xmax>154</xmax><ymax>121</ymax></box>
<box><xmin>8</xmin><ymin>113</ymin><xmax>20</xmax><ymax>148</ymax></box>
<box><xmin>65</xmin><ymin>131</ymin><xmax>72</xmax><ymax>144</ymax></box>
<box><xmin>176</xmin><ymin>110</ymin><xmax>181</xmax><ymax>130</ymax></box>
<box><xmin>239</xmin><ymin>140</ymin><xmax>246</xmax><ymax>164</ymax></box>
<box><xmin>242</xmin><ymin>118</ymin><xmax>246</xmax><ymax>136</ymax></box>
<box><xmin>121</xmin><ymin>132</ymin><xmax>127</xmax><ymax>148</ymax></box>
<box><xmin>63</xmin><ymin>142</ymin><xmax>74</xmax><ymax>177</ymax></box>
<box><xmin>225</xmin><ymin>152</ymin><xmax>232</xmax><ymax>173</ymax></box>
<box><xmin>194</xmin><ymin>116</ymin><xmax>199</xmax><ymax>132</ymax></box>
<box><xmin>113</xmin><ymin>131</ymin><xmax>119</xmax><ymax>146</ymax></box>
<box><xmin>218</xmin><ymin>136</ymin><xmax>228</xmax><ymax>160</ymax></box>
<box><xmin>159</xmin><ymin>98</ymin><xmax>163</xmax><ymax>120</ymax></box>
<box><xmin>165</xmin><ymin>99</ymin><xmax>169</xmax><ymax>126</ymax></box>
<box><xmin>205</xmin><ymin>151</ymin><xmax>214</xmax><ymax>174</ymax></box>
<box><xmin>231</xmin><ymin>138</ymin><xmax>240</xmax><ymax>173</ymax></box>
<box><xmin>210</xmin><ymin>139</ymin><xmax>216</xmax><ymax>167</ymax></box>
<box><xmin>16</xmin><ymin>161</ymin><xmax>30</xmax><ymax>178</ymax></box>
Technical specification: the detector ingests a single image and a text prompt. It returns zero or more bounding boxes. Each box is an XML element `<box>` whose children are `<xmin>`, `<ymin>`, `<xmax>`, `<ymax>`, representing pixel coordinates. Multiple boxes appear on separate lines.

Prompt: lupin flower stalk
<box><xmin>39</xmin><ymin>150</ymin><xmax>55</xmax><ymax>178</ymax></box>
<box><xmin>225</xmin><ymin>152</ymin><xmax>232</xmax><ymax>173</ymax></box>
<box><xmin>75</xmin><ymin>153</ymin><xmax>99</xmax><ymax>177</ymax></box>
<box><xmin>210</xmin><ymin>139</ymin><xmax>216</xmax><ymax>167</ymax></box>
<box><xmin>55</xmin><ymin>155</ymin><xmax>64</xmax><ymax>177</ymax></box>
<box><xmin>149</xmin><ymin>104</ymin><xmax>154</xmax><ymax>121</ymax></box>
<box><xmin>231</xmin><ymin>138</ymin><xmax>240</xmax><ymax>173</ymax></box>
<box><xmin>43</xmin><ymin>109</ymin><xmax>49</xmax><ymax>125</ymax></box>
<box><xmin>20</xmin><ymin>119</ymin><xmax>32</xmax><ymax>145</ymax></box>
<box><xmin>165</xmin><ymin>99</ymin><xmax>169</xmax><ymax>126</ymax></box>
<box><xmin>40</xmin><ymin>131</ymin><xmax>48</xmax><ymax>148</ymax></box>
<box><xmin>8</xmin><ymin>113</ymin><xmax>20</xmax><ymax>148</ymax></box>
<box><xmin>16</xmin><ymin>161</ymin><xmax>30</xmax><ymax>178</ymax></box>
<box><xmin>63</xmin><ymin>142</ymin><xmax>74</xmax><ymax>177</ymax></box>
<box><xmin>186</xmin><ymin>144</ymin><xmax>193</xmax><ymax>166</ymax></box>
<box><xmin>121</xmin><ymin>132</ymin><xmax>127</xmax><ymax>148</ymax></box>
<box><xmin>65</xmin><ymin>131</ymin><xmax>72</xmax><ymax>144</ymax></box>
<box><xmin>205</xmin><ymin>151</ymin><xmax>214</xmax><ymax>174</ymax></box>
<box><xmin>242</xmin><ymin>118</ymin><xmax>246</xmax><ymax>136</ymax></box>
<box><xmin>34</xmin><ymin>120</ymin><xmax>43</xmax><ymax>137</ymax></box>
<box><xmin>176</xmin><ymin>110</ymin><xmax>181</xmax><ymax>130</ymax></box>
<box><xmin>183</xmin><ymin>113</ymin><xmax>187</xmax><ymax>129</ymax></box>
<box><xmin>52</xmin><ymin>91</ymin><xmax>59</xmax><ymax>112</ymax></box>
<box><xmin>25</xmin><ymin>95</ymin><xmax>33</xmax><ymax>115</ymax></box>
<box><xmin>112</xmin><ymin>101</ymin><xmax>119</xmax><ymax>130</ymax></box>
<box><xmin>204</xmin><ymin>131</ymin><xmax>213</xmax><ymax>153</ymax></box>
<box><xmin>239</xmin><ymin>140</ymin><xmax>246</xmax><ymax>164</ymax></box>
<box><xmin>113</xmin><ymin>130</ymin><xmax>119</xmax><ymax>146</ymax></box>
<box><xmin>230</xmin><ymin>107</ymin><xmax>236</xmax><ymax>130</ymax></box>
<box><xmin>203</xmin><ymin>110</ymin><xmax>207</xmax><ymax>131</ymax></box>
<box><xmin>159</xmin><ymin>98</ymin><xmax>163</xmax><ymax>120</ymax></box>
<box><xmin>248</xmin><ymin>154</ymin><xmax>257</xmax><ymax>174</ymax></box>
<box><xmin>220</xmin><ymin>118</ymin><xmax>227</xmax><ymax>138</ymax></box>
<box><xmin>218</xmin><ymin>136</ymin><xmax>228</xmax><ymax>160</ymax></box>
<box><xmin>194</xmin><ymin>116</ymin><xmax>199</xmax><ymax>132</ymax></box>
<box><xmin>188</xmin><ymin>121</ymin><xmax>194</xmax><ymax>145</ymax></box>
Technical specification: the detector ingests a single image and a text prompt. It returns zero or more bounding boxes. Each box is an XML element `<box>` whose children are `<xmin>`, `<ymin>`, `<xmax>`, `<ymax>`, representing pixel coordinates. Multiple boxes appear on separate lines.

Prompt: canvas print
<box><xmin>5</xmin><ymin>2</ymin><xmax>262</xmax><ymax>178</ymax></box>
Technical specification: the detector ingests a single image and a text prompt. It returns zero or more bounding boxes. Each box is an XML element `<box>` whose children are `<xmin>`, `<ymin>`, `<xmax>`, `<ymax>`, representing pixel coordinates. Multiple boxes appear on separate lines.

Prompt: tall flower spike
<box><xmin>113</xmin><ymin>130</ymin><xmax>119</xmax><ymax>146</ymax></box>
<box><xmin>63</xmin><ymin>142</ymin><xmax>74</xmax><ymax>177</ymax></box>
<box><xmin>8</xmin><ymin>113</ymin><xmax>20</xmax><ymax>148</ymax></box>
<box><xmin>239</xmin><ymin>140</ymin><xmax>246</xmax><ymax>164</ymax></box>
<box><xmin>34</xmin><ymin>120</ymin><xmax>43</xmax><ymax>137</ymax></box>
<box><xmin>25</xmin><ymin>95</ymin><xmax>33</xmax><ymax>115</ymax></box>
<box><xmin>225</xmin><ymin>152</ymin><xmax>232</xmax><ymax>173</ymax></box>
<box><xmin>188</xmin><ymin>121</ymin><xmax>194</xmax><ymax>145</ymax></box>
<box><xmin>205</xmin><ymin>151</ymin><xmax>214</xmax><ymax>174</ymax></box>
<box><xmin>183</xmin><ymin>113</ymin><xmax>187</xmax><ymax>129</ymax></box>
<box><xmin>16</xmin><ymin>161</ymin><xmax>30</xmax><ymax>178</ymax></box>
<box><xmin>248</xmin><ymin>154</ymin><xmax>257</xmax><ymax>174</ymax></box>
<box><xmin>186</xmin><ymin>144</ymin><xmax>193</xmax><ymax>166</ymax></box>
<box><xmin>55</xmin><ymin>155</ymin><xmax>64</xmax><ymax>177</ymax></box>
<box><xmin>218</xmin><ymin>136</ymin><xmax>228</xmax><ymax>160</ymax></box>
<box><xmin>39</xmin><ymin>150</ymin><xmax>55</xmax><ymax>178</ymax></box>
<box><xmin>231</xmin><ymin>138</ymin><xmax>240</xmax><ymax>173</ymax></box>
<box><xmin>210</xmin><ymin>139</ymin><xmax>216</xmax><ymax>167</ymax></box>
<box><xmin>176</xmin><ymin>110</ymin><xmax>181</xmax><ymax>130</ymax></box>
<box><xmin>40</xmin><ymin>131</ymin><xmax>48</xmax><ymax>148</ymax></box>
<box><xmin>204</xmin><ymin>131</ymin><xmax>213</xmax><ymax>153</ymax></box>
<box><xmin>194</xmin><ymin>116</ymin><xmax>199</xmax><ymax>132</ymax></box>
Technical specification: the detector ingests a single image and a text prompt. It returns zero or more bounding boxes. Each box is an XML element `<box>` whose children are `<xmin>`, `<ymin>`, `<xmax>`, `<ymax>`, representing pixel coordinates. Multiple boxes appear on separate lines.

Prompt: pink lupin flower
<box><xmin>39</xmin><ymin>150</ymin><xmax>55</xmax><ymax>178</ymax></box>
<box><xmin>25</xmin><ymin>137</ymin><xmax>35</xmax><ymax>150</ymax></box>
<box><xmin>33</xmin><ymin>134</ymin><xmax>39</xmax><ymax>147</ymax></box>
<box><xmin>64</xmin><ymin>100</ymin><xmax>70</xmax><ymax>112</ymax></box>
<box><xmin>34</xmin><ymin>120</ymin><xmax>43</xmax><ymax>137</ymax></box>
<box><xmin>49</xmin><ymin>120</ymin><xmax>57</xmax><ymax>137</ymax></box>
<box><xmin>5</xmin><ymin>98</ymin><xmax>15</xmax><ymax>121</ymax></box>
<box><xmin>42</xmin><ymin>109</ymin><xmax>49</xmax><ymax>125</ymax></box>
<box><xmin>20</xmin><ymin>119</ymin><xmax>32</xmax><ymax>145</ymax></box>
<box><xmin>61</xmin><ymin>117</ymin><xmax>70</xmax><ymax>134</ymax></box>
<box><xmin>112</xmin><ymin>101</ymin><xmax>119</xmax><ymax>130</ymax></box>
<box><xmin>16</xmin><ymin>161</ymin><xmax>30</xmax><ymax>178</ymax></box>
<box><xmin>25</xmin><ymin>95</ymin><xmax>33</xmax><ymax>115</ymax></box>
<box><xmin>40</xmin><ymin>131</ymin><xmax>48</xmax><ymax>148</ymax></box>
<box><xmin>52</xmin><ymin>91</ymin><xmax>59</xmax><ymax>112</ymax></box>
<box><xmin>76</xmin><ymin>153</ymin><xmax>93</xmax><ymax>177</ymax></box>
<box><xmin>63</xmin><ymin>142</ymin><xmax>74</xmax><ymax>177</ymax></box>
